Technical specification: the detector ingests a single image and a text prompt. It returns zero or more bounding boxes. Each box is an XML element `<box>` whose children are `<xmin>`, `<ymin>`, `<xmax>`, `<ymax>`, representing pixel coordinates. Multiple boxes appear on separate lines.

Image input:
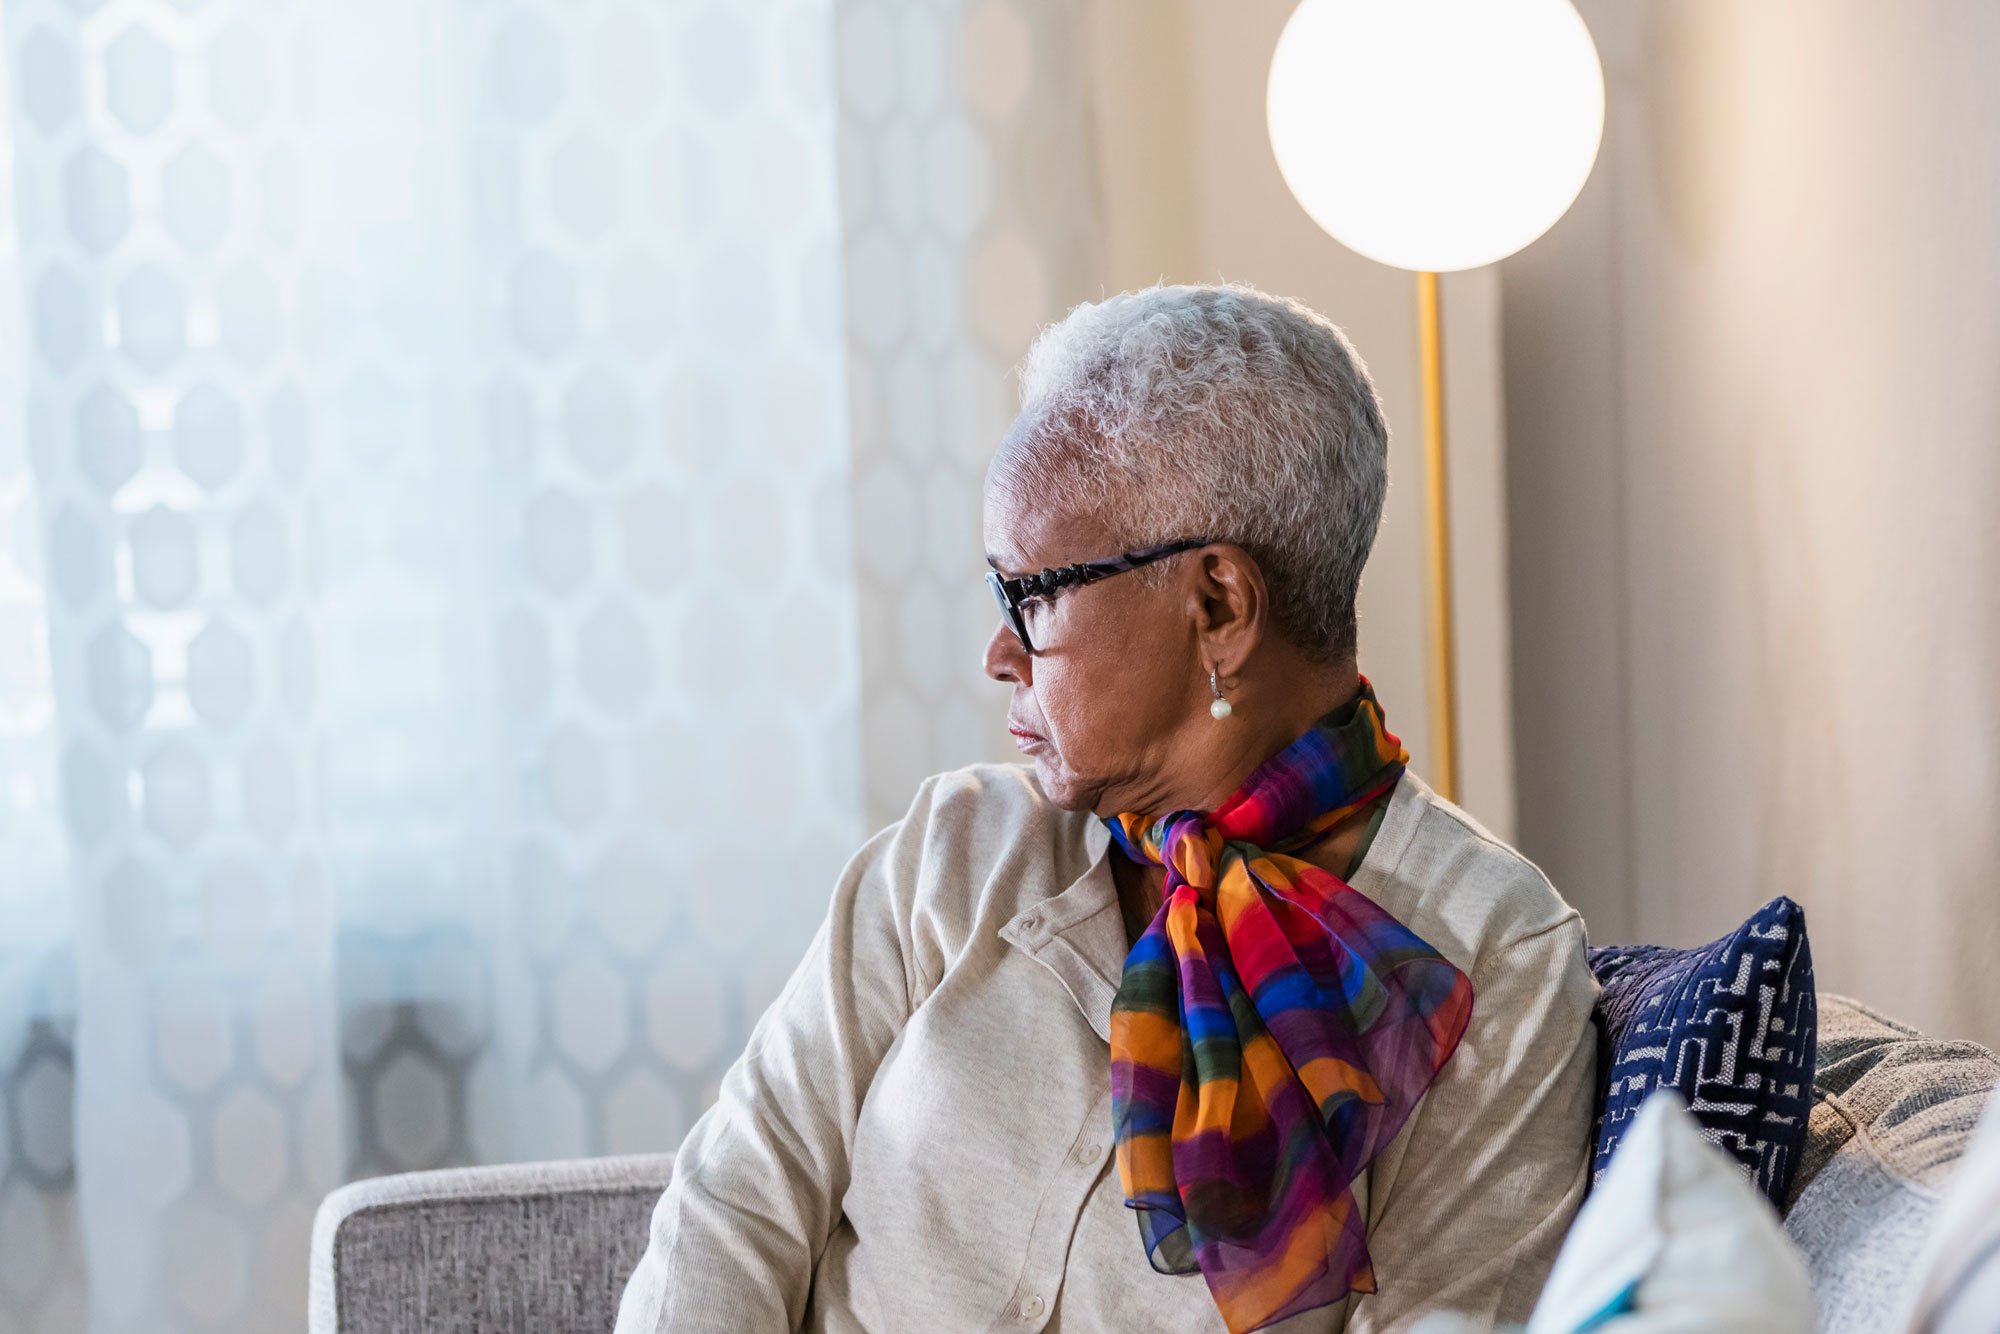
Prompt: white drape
<box><xmin>0</xmin><ymin>0</ymin><xmax>1099</xmax><ymax>1327</ymax></box>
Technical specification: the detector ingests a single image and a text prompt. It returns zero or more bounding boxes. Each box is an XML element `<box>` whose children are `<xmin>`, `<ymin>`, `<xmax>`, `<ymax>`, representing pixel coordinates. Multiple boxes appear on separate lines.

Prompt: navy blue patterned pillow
<box><xmin>1587</xmin><ymin>896</ymin><xmax>1817</xmax><ymax>1206</ymax></box>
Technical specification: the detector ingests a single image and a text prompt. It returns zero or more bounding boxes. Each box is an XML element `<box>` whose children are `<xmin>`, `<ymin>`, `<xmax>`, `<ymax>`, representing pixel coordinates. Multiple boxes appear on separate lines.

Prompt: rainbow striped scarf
<box><xmin>1105</xmin><ymin>679</ymin><xmax>1474</xmax><ymax>1333</ymax></box>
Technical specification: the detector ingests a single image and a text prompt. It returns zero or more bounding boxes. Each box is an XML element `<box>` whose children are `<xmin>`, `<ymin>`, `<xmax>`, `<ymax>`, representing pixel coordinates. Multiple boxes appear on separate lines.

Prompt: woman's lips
<box><xmin>1007</xmin><ymin>722</ymin><xmax>1043</xmax><ymax>752</ymax></box>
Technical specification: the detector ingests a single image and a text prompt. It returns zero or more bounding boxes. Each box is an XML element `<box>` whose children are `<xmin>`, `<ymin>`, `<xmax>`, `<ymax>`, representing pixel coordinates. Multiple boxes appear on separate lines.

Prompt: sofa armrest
<box><xmin>309</xmin><ymin>1154</ymin><xmax>674</xmax><ymax>1334</ymax></box>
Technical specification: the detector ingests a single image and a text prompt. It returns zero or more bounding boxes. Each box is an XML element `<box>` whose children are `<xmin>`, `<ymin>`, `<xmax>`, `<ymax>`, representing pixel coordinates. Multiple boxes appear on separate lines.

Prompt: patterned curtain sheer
<box><xmin>0</xmin><ymin>0</ymin><xmax>1098</xmax><ymax>1328</ymax></box>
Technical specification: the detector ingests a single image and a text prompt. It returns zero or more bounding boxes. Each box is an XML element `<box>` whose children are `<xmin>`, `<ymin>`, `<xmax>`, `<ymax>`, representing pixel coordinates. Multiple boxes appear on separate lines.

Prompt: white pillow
<box><xmin>1898</xmin><ymin>1088</ymin><xmax>2000</xmax><ymax>1332</ymax></box>
<box><xmin>1526</xmin><ymin>1092</ymin><xmax>1815</xmax><ymax>1333</ymax></box>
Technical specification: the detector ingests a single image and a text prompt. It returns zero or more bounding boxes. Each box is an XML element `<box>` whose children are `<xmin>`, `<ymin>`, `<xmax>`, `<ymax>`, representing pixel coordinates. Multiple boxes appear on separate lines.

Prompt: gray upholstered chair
<box><xmin>1780</xmin><ymin>996</ymin><xmax>1999</xmax><ymax>1329</ymax></box>
<box><xmin>308</xmin><ymin>994</ymin><xmax>1997</xmax><ymax>1334</ymax></box>
<box><xmin>309</xmin><ymin>1153</ymin><xmax>671</xmax><ymax>1334</ymax></box>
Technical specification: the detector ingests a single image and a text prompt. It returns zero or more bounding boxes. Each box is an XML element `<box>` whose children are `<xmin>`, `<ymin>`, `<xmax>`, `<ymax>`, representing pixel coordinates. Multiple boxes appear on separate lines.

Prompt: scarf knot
<box><xmin>1104</xmin><ymin>678</ymin><xmax>1474</xmax><ymax>1334</ymax></box>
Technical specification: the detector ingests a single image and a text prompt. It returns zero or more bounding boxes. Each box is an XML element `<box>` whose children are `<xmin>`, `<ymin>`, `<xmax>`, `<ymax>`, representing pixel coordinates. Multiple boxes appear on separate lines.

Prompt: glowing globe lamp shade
<box><xmin>1267</xmin><ymin>0</ymin><xmax>1605</xmax><ymax>273</ymax></box>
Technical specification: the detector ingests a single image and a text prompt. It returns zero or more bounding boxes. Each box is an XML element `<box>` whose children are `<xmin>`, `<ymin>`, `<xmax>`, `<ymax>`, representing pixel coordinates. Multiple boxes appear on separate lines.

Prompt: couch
<box><xmin>308</xmin><ymin>994</ymin><xmax>1998</xmax><ymax>1333</ymax></box>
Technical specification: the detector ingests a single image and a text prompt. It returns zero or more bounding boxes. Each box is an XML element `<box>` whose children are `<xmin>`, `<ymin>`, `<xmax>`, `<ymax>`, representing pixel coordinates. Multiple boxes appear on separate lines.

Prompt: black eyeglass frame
<box><xmin>985</xmin><ymin>537</ymin><xmax>1212</xmax><ymax>655</ymax></box>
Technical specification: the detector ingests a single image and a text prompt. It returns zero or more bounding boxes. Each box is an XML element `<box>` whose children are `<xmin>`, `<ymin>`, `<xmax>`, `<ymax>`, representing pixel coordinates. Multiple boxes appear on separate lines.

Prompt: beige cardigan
<box><xmin>616</xmin><ymin>764</ymin><xmax>1598</xmax><ymax>1333</ymax></box>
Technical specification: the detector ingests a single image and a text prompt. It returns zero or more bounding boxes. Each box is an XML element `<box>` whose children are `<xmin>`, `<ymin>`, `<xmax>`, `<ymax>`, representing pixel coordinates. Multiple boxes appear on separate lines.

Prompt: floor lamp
<box><xmin>1267</xmin><ymin>0</ymin><xmax>1605</xmax><ymax>805</ymax></box>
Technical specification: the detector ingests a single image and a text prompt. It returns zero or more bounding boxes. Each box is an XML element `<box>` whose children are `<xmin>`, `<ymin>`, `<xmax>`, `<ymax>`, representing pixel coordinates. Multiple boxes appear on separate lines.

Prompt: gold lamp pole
<box><xmin>1414</xmin><ymin>271</ymin><xmax>1458</xmax><ymax>803</ymax></box>
<box><xmin>1267</xmin><ymin>0</ymin><xmax>1604</xmax><ymax>809</ymax></box>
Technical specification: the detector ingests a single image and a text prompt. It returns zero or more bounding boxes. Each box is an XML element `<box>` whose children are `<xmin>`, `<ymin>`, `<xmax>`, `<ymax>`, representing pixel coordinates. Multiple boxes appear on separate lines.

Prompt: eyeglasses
<box><xmin>985</xmin><ymin>537</ymin><xmax>1211</xmax><ymax>655</ymax></box>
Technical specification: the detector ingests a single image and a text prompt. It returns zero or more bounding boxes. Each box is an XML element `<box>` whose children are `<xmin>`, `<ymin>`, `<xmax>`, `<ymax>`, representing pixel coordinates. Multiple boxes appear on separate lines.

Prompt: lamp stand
<box><xmin>1415</xmin><ymin>270</ymin><xmax>1459</xmax><ymax>804</ymax></box>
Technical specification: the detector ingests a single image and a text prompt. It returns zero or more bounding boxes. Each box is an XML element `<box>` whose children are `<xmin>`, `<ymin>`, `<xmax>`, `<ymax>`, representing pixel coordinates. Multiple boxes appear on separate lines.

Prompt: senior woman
<box><xmin>616</xmin><ymin>285</ymin><xmax>1597</xmax><ymax>1333</ymax></box>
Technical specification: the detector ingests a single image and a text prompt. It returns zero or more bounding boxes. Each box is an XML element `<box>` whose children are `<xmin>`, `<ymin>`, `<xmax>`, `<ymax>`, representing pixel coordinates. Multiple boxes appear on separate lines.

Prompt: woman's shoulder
<box><xmin>871</xmin><ymin>760</ymin><xmax>1106</xmax><ymax>941</ymax></box>
<box><xmin>901</xmin><ymin>761</ymin><xmax>1096</xmax><ymax>856</ymax></box>
<box><xmin>1358</xmin><ymin>770</ymin><xmax>1588</xmax><ymax>982</ymax></box>
<box><xmin>907</xmin><ymin>759</ymin><xmax>1063</xmax><ymax>820</ymax></box>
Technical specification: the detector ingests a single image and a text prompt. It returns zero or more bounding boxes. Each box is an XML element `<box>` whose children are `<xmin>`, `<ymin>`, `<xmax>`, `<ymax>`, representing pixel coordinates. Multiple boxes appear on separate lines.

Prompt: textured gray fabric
<box><xmin>1781</xmin><ymin>994</ymin><xmax>1998</xmax><ymax>1334</ymax></box>
<box><xmin>1786</xmin><ymin>1148</ymin><xmax>1944</xmax><ymax>1333</ymax></box>
<box><xmin>1788</xmin><ymin>994</ymin><xmax>1998</xmax><ymax>1205</ymax></box>
<box><xmin>309</xmin><ymin>1154</ymin><xmax>673</xmax><ymax>1334</ymax></box>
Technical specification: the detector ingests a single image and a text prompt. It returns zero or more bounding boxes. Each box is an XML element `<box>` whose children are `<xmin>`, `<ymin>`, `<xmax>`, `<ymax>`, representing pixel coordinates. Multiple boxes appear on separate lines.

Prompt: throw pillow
<box><xmin>1588</xmin><ymin>895</ymin><xmax>1817</xmax><ymax>1205</ymax></box>
<box><xmin>1527</xmin><ymin>1092</ymin><xmax>1815</xmax><ymax>1333</ymax></box>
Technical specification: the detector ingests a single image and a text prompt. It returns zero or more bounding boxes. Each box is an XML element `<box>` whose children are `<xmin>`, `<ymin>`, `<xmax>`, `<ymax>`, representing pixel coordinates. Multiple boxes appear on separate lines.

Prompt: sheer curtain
<box><xmin>0</xmin><ymin>0</ymin><xmax>1099</xmax><ymax>1328</ymax></box>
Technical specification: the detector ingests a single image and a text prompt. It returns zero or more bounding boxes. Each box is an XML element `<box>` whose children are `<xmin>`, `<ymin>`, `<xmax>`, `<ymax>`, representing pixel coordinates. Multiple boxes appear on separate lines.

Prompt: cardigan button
<box><xmin>1020</xmin><ymin>1294</ymin><xmax>1046</xmax><ymax>1319</ymax></box>
<box><xmin>1076</xmin><ymin>1141</ymin><xmax>1104</xmax><ymax>1166</ymax></box>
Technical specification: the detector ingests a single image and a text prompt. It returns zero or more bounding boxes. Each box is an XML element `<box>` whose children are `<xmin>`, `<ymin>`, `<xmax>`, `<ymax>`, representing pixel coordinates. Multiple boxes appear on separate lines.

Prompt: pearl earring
<box><xmin>1209</xmin><ymin>666</ymin><xmax>1233</xmax><ymax>720</ymax></box>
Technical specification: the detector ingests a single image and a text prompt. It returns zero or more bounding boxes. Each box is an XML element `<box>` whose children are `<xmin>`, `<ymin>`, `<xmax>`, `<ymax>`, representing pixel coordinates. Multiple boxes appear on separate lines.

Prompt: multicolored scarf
<box><xmin>1105</xmin><ymin>679</ymin><xmax>1474</xmax><ymax>1333</ymax></box>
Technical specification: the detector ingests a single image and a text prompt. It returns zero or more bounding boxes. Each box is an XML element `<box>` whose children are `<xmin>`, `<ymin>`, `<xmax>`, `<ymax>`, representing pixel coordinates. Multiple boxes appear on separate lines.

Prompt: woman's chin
<box><xmin>1025</xmin><ymin>755</ymin><xmax>1096</xmax><ymax>813</ymax></box>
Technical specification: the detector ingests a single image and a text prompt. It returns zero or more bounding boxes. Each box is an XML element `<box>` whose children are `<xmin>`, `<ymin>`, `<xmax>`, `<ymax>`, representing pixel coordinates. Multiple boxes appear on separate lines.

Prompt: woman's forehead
<box><xmin>983</xmin><ymin>488</ymin><xmax>1115</xmax><ymax>570</ymax></box>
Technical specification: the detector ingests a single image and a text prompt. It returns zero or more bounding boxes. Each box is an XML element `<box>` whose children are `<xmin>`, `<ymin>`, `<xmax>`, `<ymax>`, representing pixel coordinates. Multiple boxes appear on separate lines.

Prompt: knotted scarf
<box><xmin>1105</xmin><ymin>679</ymin><xmax>1474</xmax><ymax>1333</ymax></box>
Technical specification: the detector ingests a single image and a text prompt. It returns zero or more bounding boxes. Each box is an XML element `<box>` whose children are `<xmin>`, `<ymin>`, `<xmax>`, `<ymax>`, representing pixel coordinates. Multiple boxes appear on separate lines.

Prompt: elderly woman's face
<box><xmin>981</xmin><ymin>480</ymin><xmax>1205</xmax><ymax>816</ymax></box>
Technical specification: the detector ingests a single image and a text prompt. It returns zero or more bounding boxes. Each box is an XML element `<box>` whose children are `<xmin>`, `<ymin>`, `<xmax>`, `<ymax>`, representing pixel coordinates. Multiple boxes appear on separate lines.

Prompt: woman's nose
<box><xmin>982</xmin><ymin>619</ymin><xmax>1029</xmax><ymax>685</ymax></box>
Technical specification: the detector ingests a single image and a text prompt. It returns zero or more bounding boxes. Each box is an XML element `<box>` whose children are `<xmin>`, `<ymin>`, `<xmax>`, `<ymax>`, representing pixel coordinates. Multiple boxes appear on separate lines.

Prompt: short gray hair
<box><xmin>996</xmin><ymin>283</ymin><xmax>1389</xmax><ymax>662</ymax></box>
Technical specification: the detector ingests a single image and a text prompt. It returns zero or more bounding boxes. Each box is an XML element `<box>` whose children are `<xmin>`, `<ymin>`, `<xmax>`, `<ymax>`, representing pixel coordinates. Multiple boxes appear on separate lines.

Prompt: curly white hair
<box><xmin>994</xmin><ymin>283</ymin><xmax>1390</xmax><ymax>661</ymax></box>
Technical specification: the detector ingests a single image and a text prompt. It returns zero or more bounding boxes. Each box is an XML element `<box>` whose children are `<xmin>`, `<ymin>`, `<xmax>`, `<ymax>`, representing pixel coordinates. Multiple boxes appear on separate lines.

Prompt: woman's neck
<box><xmin>1158</xmin><ymin>665</ymin><xmax>1361</xmax><ymax>815</ymax></box>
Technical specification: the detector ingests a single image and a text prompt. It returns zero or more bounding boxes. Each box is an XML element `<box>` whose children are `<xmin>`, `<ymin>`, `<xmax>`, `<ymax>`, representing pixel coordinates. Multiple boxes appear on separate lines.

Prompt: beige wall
<box><xmin>1084</xmin><ymin>0</ymin><xmax>1520</xmax><ymax>839</ymax></box>
<box><xmin>1502</xmin><ymin>1</ymin><xmax>2000</xmax><ymax>1045</ymax></box>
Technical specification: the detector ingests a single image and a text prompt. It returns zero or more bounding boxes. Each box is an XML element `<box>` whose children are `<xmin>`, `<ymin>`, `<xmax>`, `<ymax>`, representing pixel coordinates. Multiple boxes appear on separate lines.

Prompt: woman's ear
<box><xmin>1189</xmin><ymin>544</ymin><xmax>1267</xmax><ymax>682</ymax></box>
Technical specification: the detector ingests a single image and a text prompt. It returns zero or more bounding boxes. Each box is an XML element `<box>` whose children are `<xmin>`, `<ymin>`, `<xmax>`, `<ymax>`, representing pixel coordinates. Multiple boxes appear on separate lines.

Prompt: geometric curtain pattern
<box><xmin>0</xmin><ymin>0</ymin><xmax>1099</xmax><ymax>1328</ymax></box>
<box><xmin>834</xmin><ymin>0</ymin><xmax>1102</xmax><ymax>819</ymax></box>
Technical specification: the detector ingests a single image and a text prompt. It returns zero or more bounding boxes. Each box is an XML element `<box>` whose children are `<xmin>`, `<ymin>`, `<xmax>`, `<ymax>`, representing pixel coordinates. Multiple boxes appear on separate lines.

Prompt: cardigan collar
<box><xmin>997</xmin><ymin>814</ymin><xmax>1123</xmax><ymax>1042</ymax></box>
